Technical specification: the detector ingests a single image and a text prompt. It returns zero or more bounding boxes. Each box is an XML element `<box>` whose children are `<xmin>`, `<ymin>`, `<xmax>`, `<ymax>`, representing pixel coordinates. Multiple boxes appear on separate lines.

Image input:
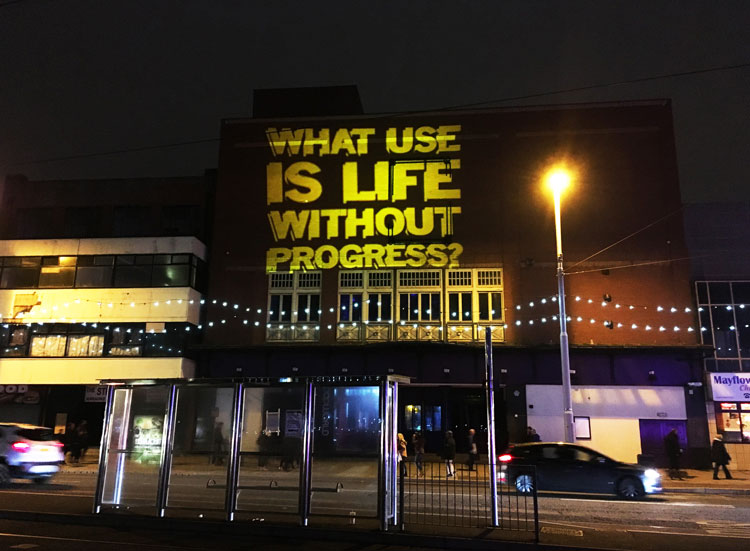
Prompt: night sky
<box><xmin>1</xmin><ymin>1</ymin><xmax>748</xmax><ymax>203</ymax></box>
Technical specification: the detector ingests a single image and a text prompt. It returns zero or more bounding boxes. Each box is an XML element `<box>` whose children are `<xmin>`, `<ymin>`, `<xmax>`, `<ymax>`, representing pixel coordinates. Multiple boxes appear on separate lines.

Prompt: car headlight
<box><xmin>644</xmin><ymin>468</ymin><xmax>660</xmax><ymax>480</ymax></box>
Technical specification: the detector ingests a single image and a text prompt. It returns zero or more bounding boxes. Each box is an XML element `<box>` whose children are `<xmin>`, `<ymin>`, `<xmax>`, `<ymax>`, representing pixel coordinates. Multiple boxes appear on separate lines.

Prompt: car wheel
<box><xmin>0</xmin><ymin>464</ymin><xmax>10</xmax><ymax>488</ymax></box>
<box><xmin>617</xmin><ymin>476</ymin><xmax>644</xmax><ymax>499</ymax></box>
<box><xmin>515</xmin><ymin>474</ymin><xmax>534</xmax><ymax>494</ymax></box>
<box><xmin>32</xmin><ymin>476</ymin><xmax>52</xmax><ymax>485</ymax></box>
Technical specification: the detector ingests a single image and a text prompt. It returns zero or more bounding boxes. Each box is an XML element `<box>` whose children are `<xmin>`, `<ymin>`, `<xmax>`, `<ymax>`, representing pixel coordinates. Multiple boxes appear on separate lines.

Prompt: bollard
<box><xmin>349</xmin><ymin>511</ymin><xmax>357</xmax><ymax>525</ymax></box>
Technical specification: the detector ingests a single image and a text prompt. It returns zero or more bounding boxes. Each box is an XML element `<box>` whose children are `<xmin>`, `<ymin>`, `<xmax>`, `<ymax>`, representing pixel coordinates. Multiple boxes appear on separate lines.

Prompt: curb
<box><xmin>0</xmin><ymin>510</ymin><xmax>596</xmax><ymax>551</ymax></box>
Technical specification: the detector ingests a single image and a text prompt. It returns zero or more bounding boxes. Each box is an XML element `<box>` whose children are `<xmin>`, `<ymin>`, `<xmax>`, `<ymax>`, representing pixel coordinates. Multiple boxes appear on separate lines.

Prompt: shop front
<box><xmin>707</xmin><ymin>372</ymin><xmax>750</xmax><ymax>469</ymax></box>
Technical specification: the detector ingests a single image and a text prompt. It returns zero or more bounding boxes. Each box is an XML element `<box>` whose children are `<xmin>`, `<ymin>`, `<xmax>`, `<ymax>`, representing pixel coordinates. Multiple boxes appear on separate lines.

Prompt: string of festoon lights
<box><xmin>509</xmin><ymin>292</ymin><xmax>701</xmax><ymax>333</ymax></box>
<box><xmin>6</xmin><ymin>292</ymin><xmax>738</xmax><ymax>335</ymax></box>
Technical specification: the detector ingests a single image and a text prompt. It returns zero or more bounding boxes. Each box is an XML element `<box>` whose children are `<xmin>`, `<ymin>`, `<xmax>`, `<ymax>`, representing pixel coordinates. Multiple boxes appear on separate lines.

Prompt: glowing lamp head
<box><xmin>546</xmin><ymin>168</ymin><xmax>571</xmax><ymax>196</ymax></box>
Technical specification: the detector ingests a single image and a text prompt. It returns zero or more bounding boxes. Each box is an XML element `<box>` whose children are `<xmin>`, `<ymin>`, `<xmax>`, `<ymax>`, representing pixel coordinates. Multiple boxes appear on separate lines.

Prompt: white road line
<box><xmin>558</xmin><ymin>497</ymin><xmax>735</xmax><ymax>508</ymax></box>
<box><xmin>629</xmin><ymin>528</ymin><xmax>750</xmax><ymax>540</ymax></box>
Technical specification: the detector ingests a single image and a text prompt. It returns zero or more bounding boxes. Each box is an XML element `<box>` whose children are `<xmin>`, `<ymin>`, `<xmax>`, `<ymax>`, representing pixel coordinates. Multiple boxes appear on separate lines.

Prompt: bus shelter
<box><xmin>93</xmin><ymin>375</ymin><xmax>406</xmax><ymax>529</ymax></box>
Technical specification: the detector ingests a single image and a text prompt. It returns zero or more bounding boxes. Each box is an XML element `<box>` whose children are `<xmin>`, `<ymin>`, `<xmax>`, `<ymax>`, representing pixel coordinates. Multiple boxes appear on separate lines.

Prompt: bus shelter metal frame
<box><xmin>93</xmin><ymin>375</ymin><xmax>406</xmax><ymax>529</ymax></box>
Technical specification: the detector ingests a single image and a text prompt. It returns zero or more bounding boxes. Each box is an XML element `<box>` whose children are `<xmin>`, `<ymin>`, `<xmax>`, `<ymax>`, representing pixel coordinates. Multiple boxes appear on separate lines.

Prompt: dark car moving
<box><xmin>498</xmin><ymin>442</ymin><xmax>662</xmax><ymax>499</ymax></box>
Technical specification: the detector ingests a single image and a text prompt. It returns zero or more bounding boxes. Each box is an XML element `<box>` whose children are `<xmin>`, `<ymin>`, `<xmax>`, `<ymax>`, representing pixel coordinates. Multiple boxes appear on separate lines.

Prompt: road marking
<box><xmin>558</xmin><ymin>497</ymin><xmax>734</xmax><ymax>508</ymax></box>
<box><xmin>541</xmin><ymin>526</ymin><xmax>583</xmax><ymax>537</ymax></box>
<box><xmin>698</xmin><ymin>521</ymin><xmax>750</xmax><ymax>538</ymax></box>
<box><xmin>630</xmin><ymin>528</ymin><xmax>750</xmax><ymax>540</ymax></box>
<box><xmin>0</xmin><ymin>532</ymin><xmax>191</xmax><ymax>549</ymax></box>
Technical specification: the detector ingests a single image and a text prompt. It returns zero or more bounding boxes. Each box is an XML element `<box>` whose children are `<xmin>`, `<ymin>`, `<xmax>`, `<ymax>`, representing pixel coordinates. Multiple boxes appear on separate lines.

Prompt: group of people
<box><xmin>664</xmin><ymin>427</ymin><xmax>733</xmax><ymax>480</ymax></box>
<box><xmin>396</xmin><ymin>428</ymin><xmax>480</xmax><ymax>478</ymax></box>
<box><xmin>60</xmin><ymin>420</ymin><xmax>89</xmax><ymax>464</ymax></box>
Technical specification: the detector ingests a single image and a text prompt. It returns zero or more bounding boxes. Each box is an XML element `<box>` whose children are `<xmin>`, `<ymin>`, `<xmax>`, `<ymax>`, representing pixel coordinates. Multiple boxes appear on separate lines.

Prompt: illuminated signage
<box><xmin>264</xmin><ymin>125</ymin><xmax>465</xmax><ymax>272</ymax></box>
<box><xmin>710</xmin><ymin>373</ymin><xmax>750</xmax><ymax>401</ymax></box>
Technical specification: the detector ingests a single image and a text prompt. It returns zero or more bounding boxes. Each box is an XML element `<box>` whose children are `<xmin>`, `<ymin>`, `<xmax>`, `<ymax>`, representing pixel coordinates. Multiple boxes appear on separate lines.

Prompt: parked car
<box><xmin>498</xmin><ymin>442</ymin><xmax>662</xmax><ymax>499</ymax></box>
<box><xmin>0</xmin><ymin>423</ymin><xmax>64</xmax><ymax>486</ymax></box>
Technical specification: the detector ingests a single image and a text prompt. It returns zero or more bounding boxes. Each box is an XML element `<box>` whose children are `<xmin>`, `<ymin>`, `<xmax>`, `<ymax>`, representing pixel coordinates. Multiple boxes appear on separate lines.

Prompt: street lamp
<box><xmin>546</xmin><ymin>168</ymin><xmax>575</xmax><ymax>443</ymax></box>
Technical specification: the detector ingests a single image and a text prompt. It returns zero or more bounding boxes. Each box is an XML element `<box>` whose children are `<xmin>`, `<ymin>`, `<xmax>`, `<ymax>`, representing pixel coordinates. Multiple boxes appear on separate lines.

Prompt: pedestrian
<box><xmin>211</xmin><ymin>422</ymin><xmax>226</xmax><ymax>465</ymax></box>
<box><xmin>412</xmin><ymin>432</ymin><xmax>425</xmax><ymax>477</ymax></box>
<box><xmin>257</xmin><ymin>430</ymin><xmax>269</xmax><ymax>469</ymax></box>
<box><xmin>663</xmin><ymin>428</ymin><xmax>683</xmax><ymax>480</ymax></box>
<box><xmin>711</xmin><ymin>434</ymin><xmax>733</xmax><ymax>480</ymax></box>
<box><xmin>526</xmin><ymin>426</ymin><xmax>541</xmax><ymax>442</ymax></box>
<box><xmin>397</xmin><ymin>433</ymin><xmax>408</xmax><ymax>477</ymax></box>
<box><xmin>443</xmin><ymin>430</ymin><xmax>456</xmax><ymax>478</ymax></box>
<box><xmin>61</xmin><ymin>422</ymin><xmax>75</xmax><ymax>464</ymax></box>
<box><xmin>76</xmin><ymin>420</ymin><xmax>89</xmax><ymax>461</ymax></box>
<box><xmin>467</xmin><ymin>428</ymin><xmax>479</xmax><ymax>471</ymax></box>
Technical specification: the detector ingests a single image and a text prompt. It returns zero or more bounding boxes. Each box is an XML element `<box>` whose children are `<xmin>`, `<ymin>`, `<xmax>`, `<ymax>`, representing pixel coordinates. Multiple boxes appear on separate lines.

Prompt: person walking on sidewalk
<box><xmin>397</xmin><ymin>433</ymin><xmax>408</xmax><ymax>477</ymax></box>
<box><xmin>711</xmin><ymin>434</ymin><xmax>733</xmax><ymax>480</ymax></box>
<box><xmin>467</xmin><ymin>428</ymin><xmax>479</xmax><ymax>472</ymax></box>
<box><xmin>443</xmin><ymin>430</ymin><xmax>456</xmax><ymax>477</ymax></box>
<box><xmin>412</xmin><ymin>432</ymin><xmax>425</xmax><ymax>477</ymax></box>
<box><xmin>664</xmin><ymin>428</ymin><xmax>683</xmax><ymax>480</ymax></box>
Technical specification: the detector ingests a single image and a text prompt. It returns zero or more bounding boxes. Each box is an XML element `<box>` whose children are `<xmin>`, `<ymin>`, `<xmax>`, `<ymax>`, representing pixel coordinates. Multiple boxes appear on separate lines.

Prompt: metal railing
<box><xmin>398</xmin><ymin>461</ymin><xmax>538</xmax><ymax>540</ymax></box>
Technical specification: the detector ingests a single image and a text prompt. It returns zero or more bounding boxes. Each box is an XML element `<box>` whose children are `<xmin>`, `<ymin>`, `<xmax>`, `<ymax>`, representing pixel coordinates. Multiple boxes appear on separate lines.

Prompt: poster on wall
<box><xmin>0</xmin><ymin>384</ymin><xmax>40</xmax><ymax>405</ymax></box>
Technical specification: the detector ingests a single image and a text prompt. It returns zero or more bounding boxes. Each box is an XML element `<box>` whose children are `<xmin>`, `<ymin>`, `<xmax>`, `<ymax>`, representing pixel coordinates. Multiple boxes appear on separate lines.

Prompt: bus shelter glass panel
<box><xmin>236</xmin><ymin>386</ymin><xmax>306</xmax><ymax>516</ymax></box>
<box><xmin>310</xmin><ymin>386</ymin><xmax>380</xmax><ymax>521</ymax></box>
<box><xmin>166</xmin><ymin>385</ymin><xmax>235</xmax><ymax>516</ymax></box>
<box><xmin>100</xmin><ymin>385</ymin><xmax>170</xmax><ymax>513</ymax></box>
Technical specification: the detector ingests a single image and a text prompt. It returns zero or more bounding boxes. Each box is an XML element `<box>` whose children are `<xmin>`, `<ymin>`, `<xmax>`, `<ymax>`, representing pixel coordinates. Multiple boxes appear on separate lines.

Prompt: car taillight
<box><xmin>498</xmin><ymin>453</ymin><xmax>513</xmax><ymax>462</ymax></box>
<box><xmin>12</xmin><ymin>441</ymin><xmax>31</xmax><ymax>452</ymax></box>
<box><xmin>51</xmin><ymin>442</ymin><xmax>64</xmax><ymax>447</ymax></box>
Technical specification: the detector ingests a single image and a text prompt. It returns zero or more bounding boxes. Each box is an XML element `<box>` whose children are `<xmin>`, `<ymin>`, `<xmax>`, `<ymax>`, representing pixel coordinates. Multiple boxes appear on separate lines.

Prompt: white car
<box><xmin>0</xmin><ymin>423</ymin><xmax>65</xmax><ymax>486</ymax></box>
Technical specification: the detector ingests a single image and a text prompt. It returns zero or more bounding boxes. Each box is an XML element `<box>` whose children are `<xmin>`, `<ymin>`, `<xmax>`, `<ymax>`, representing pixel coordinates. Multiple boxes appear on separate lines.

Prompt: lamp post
<box><xmin>547</xmin><ymin>169</ymin><xmax>575</xmax><ymax>443</ymax></box>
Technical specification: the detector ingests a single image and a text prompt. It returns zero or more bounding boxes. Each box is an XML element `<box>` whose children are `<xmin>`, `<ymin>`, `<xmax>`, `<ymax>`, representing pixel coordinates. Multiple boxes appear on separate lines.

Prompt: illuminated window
<box><xmin>337</xmin><ymin>272</ymin><xmax>392</xmax><ymax>337</ymax></box>
<box><xmin>30</xmin><ymin>335</ymin><xmax>67</xmax><ymax>357</ymax></box>
<box><xmin>715</xmin><ymin>401</ymin><xmax>750</xmax><ymax>443</ymax></box>
<box><xmin>404</xmin><ymin>404</ymin><xmax>422</xmax><ymax>431</ymax></box>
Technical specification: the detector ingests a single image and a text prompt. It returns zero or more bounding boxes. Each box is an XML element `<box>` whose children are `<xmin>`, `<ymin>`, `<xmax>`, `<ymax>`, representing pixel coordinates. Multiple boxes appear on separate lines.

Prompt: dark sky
<box><xmin>1</xmin><ymin>1</ymin><xmax>748</xmax><ymax>203</ymax></box>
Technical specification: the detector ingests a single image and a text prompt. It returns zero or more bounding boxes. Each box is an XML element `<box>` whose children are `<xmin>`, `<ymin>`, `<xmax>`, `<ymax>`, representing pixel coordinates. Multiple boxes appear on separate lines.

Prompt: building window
<box><xmin>38</xmin><ymin>256</ymin><xmax>77</xmax><ymax>288</ymax></box>
<box><xmin>477</xmin><ymin>269</ymin><xmax>502</xmax><ymax>287</ymax></box>
<box><xmin>696</xmin><ymin>280</ymin><xmax>750</xmax><ymax>371</ymax></box>
<box><xmin>715</xmin><ymin>402</ymin><xmax>750</xmax><ymax>443</ymax></box>
<box><xmin>478</xmin><ymin>291</ymin><xmax>503</xmax><ymax>321</ymax></box>
<box><xmin>267</xmin><ymin>272</ymin><xmax>321</xmax><ymax>330</ymax></box>
<box><xmin>66</xmin><ymin>335</ymin><xmax>105</xmax><ymax>357</ymax></box>
<box><xmin>297</xmin><ymin>294</ymin><xmax>320</xmax><ymax>322</ymax></box>
<box><xmin>268</xmin><ymin>294</ymin><xmax>292</xmax><ymax>322</ymax></box>
<box><xmin>399</xmin><ymin>292</ymin><xmax>440</xmax><ymax>321</ymax></box>
<box><xmin>0</xmin><ymin>325</ymin><xmax>29</xmax><ymax>357</ymax></box>
<box><xmin>404</xmin><ymin>404</ymin><xmax>422</xmax><ymax>431</ymax></box>
<box><xmin>30</xmin><ymin>335</ymin><xmax>67</xmax><ymax>357</ymax></box>
<box><xmin>448</xmin><ymin>270</ymin><xmax>472</xmax><ymax>287</ymax></box>
<box><xmin>337</xmin><ymin>271</ymin><xmax>392</xmax><ymax>328</ymax></box>
<box><xmin>399</xmin><ymin>270</ymin><xmax>440</xmax><ymax>287</ymax></box>
<box><xmin>448</xmin><ymin>292</ymin><xmax>472</xmax><ymax>321</ymax></box>
<box><xmin>339</xmin><ymin>293</ymin><xmax>362</xmax><ymax>322</ymax></box>
<box><xmin>424</xmin><ymin>406</ymin><xmax>442</xmax><ymax>431</ymax></box>
<box><xmin>340</xmin><ymin>272</ymin><xmax>363</xmax><ymax>288</ymax></box>
<box><xmin>368</xmin><ymin>271</ymin><xmax>391</xmax><ymax>288</ymax></box>
<box><xmin>367</xmin><ymin>292</ymin><xmax>391</xmax><ymax>322</ymax></box>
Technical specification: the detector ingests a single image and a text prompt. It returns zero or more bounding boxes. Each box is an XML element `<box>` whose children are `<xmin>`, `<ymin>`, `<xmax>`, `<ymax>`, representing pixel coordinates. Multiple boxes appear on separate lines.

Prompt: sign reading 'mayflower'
<box><xmin>263</xmin><ymin>125</ymin><xmax>464</xmax><ymax>272</ymax></box>
<box><xmin>709</xmin><ymin>373</ymin><xmax>750</xmax><ymax>401</ymax></box>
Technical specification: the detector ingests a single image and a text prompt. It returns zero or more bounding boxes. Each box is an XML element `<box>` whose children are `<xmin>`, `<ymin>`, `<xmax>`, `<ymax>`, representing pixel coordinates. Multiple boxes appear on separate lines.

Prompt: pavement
<box><xmin>61</xmin><ymin>449</ymin><xmax>750</xmax><ymax>496</ymax></box>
